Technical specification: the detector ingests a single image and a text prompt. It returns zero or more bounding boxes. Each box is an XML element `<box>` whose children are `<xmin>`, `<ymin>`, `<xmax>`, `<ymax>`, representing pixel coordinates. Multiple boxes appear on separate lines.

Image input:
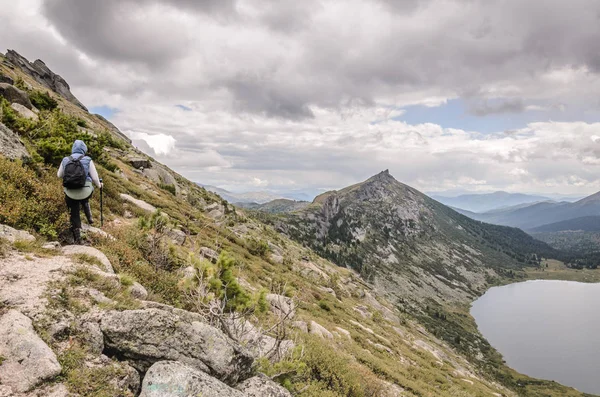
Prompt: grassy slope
<box><xmin>0</xmin><ymin>54</ymin><xmax>595</xmax><ymax>397</ymax></box>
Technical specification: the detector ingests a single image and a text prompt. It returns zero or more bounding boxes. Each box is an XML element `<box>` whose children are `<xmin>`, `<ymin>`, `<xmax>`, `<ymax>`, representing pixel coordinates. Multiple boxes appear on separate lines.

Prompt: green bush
<box><xmin>158</xmin><ymin>183</ymin><xmax>176</xmax><ymax>195</ymax></box>
<box><xmin>247</xmin><ymin>238</ymin><xmax>270</xmax><ymax>257</ymax></box>
<box><xmin>29</xmin><ymin>90</ymin><xmax>58</xmax><ymax>110</ymax></box>
<box><xmin>0</xmin><ymin>157</ymin><xmax>68</xmax><ymax>238</ymax></box>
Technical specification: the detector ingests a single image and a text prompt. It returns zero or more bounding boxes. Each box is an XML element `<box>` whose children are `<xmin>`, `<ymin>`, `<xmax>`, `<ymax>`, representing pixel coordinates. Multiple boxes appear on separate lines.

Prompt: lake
<box><xmin>471</xmin><ymin>280</ymin><xmax>600</xmax><ymax>395</ymax></box>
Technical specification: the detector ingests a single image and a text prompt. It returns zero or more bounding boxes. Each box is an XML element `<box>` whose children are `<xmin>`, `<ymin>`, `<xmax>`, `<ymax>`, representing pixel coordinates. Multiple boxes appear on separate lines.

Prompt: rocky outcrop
<box><xmin>120</xmin><ymin>193</ymin><xmax>157</xmax><ymax>212</ymax></box>
<box><xmin>128</xmin><ymin>157</ymin><xmax>152</xmax><ymax>170</ymax></box>
<box><xmin>266</xmin><ymin>294</ymin><xmax>296</xmax><ymax>319</ymax></box>
<box><xmin>0</xmin><ymin>122</ymin><xmax>29</xmax><ymax>160</ymax></box>
<box><xmin>10</xmin><ymin>103</ymin><xmax>37</xmax><ymax>120</ymax></box>
<box><xmin>0</xmin><ymin>83</ymin><xmax>32</xmax><ymax>109</ymax></box>
<box><xmin>309</xmin><ymin>321</ymin><xmax>333</xmax><ymax>339</ymax></box>
<box><xmin>5</xmin><ymin>50</ymin><xmax>87</xmax><ymax>110</ymax></box>
<box><xmin>129</xmin><ymin>282</ymin><xmax>148</xmax><ymax>300</ymax></box>
<box><xmin>0</xmin><ymin>74</ymin><xmax>13</xmax><ymax>85</ymax></box>
<box><xmin>236</xmin><ymin>373</ymin><xmax>292</xmax><ymax>397</ymax></box>
<box><xmin>139</xmin><ymin>361</ymin><xmax>245</xmax><ymax>397</ymax></box>
<box><xmin>200</xmin><ymin>246</ymin><xmax>219</xmax><ymax>262</ymax></box>
<box><xmin>0</xmin><ymin>310</ymin><xmax>61</xmax><ymax>392</ymax></box>
<box><xmin>61</xmin><ymin>245</ymin><xmax>114</xmax><ymax>273</ymax></box>
<box><xmin>100</xmin><ymin>308</ymin><xmax>254</xmax><ymax>383</ymax></box>
<box><xmin>0</xmin><ymin>223</ymin><xmax>34</xmax><ymax>242</ymax></box>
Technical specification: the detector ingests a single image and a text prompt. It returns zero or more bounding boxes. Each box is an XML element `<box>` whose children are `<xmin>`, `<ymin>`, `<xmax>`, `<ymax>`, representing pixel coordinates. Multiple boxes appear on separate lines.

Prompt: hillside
<box><xmin>239</xmin><ymin>199</ymin><xmax>311</xmax><ymax>214</ymax></box>
<box><xmin>0</xmin><ymin>50</ymin><xmax>593</xmax><ymax>397</ymax></box>
<box><xmin>431</xmin><ymin>191</ymin><xmax>552</xmax><ymax>213</ymax></box>
<box><xmin>531</xmin><ymin>216</ymin><xmax>600</xmax><ymax>233</ymax></box>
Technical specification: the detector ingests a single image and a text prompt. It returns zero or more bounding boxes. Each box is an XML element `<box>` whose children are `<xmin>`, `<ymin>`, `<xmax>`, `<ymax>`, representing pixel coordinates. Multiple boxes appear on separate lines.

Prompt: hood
<box><xmin>71</xmin><ymin>140</ymin><xmax>88</xmax><ymax>155</ymax></box>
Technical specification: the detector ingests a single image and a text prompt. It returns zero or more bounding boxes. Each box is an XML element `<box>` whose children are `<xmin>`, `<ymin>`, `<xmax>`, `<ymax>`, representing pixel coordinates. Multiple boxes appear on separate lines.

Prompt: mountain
<box><xmin>431</xmin><ymin>191</ymin><xmax>552</xmax><ymax>213</ymax></box>
<box><xmin>200</xmin><ymin>184</ymin><xmax>284</xmax><ymax>204</ymax></box>
<box><xmin>237</xmin><ymin>198</ymin><xmax>310</xmax><ymax>213</ymax></box>
<box><xmin>459</xmin><ymin>192</ymin><xmax>600</xmax><ymax>230</ymax></box>
<box><xmin>0</xmin><ymin>49</ymin><xmax>589</xmax><ymax>397</ymax></box>
<box><xmin>531</xmin><ymin>215</ymin><xmax>600</xmax><ymax>233</ymax></box>
<box><xmin>268</xmin><ymin>170</ymin><xmax>557</xmax><ymax>304</ymax></box>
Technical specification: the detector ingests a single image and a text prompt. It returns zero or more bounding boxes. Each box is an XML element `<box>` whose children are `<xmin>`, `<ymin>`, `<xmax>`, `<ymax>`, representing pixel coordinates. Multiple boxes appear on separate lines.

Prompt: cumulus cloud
<box><xmin>1</xmin><ymin>0</ymin><xmax>600</xmax><ymax>195</ymax></box>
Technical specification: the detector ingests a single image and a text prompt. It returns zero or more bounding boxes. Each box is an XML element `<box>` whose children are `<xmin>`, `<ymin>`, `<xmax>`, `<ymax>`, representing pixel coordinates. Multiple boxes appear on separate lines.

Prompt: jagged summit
<box><xmin>4</xmin><ymin>49</ymin><xmax>87</xmax><ymax>110</ymax></box>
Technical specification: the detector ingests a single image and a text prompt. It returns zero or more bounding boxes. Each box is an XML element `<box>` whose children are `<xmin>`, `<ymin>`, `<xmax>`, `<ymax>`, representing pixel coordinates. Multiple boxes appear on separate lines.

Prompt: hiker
<box><xmin>57</xmin><ymin>140</ymin><xmax>103</xmax><ymax>243</ymax></box>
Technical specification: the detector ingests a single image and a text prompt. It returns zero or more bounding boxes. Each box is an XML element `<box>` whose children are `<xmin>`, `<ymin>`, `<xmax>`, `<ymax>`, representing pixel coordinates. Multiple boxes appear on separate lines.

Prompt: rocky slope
<box><xmin>0</xmin><ymin>49</ymin><xmax>592</xmax><ymax>397</ymax></box>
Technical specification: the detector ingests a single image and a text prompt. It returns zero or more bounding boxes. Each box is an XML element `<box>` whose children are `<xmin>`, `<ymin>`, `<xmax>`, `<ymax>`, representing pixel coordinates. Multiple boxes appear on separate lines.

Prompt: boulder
<box><xmin>0</xmin><ymin>74</ymin><xmax>13</xmax><ymax>85</ymax></box>
<box><xmin>0</xmin><ymin>223</ymin><xmax>35</xmax><ymax>243</ymax></box>
<box><xmin>42</xmin><ymin>241</ymin><xmax>60</xmax><ymax>250</ymax></box>
<box><xmin>0</xmin><ymin>310</ymin><xmax>61</xmax><ymax>392</ymax></box>
<box><xmin>167</xmin><ymin>228</ymin><xmax>186</xmax><ymax>245</ymax></box>
<box><xmin>5</xmin><ymin>50</ymin><xmax>87</xmax><ymax>110</ymax></box>
<box><xmin>309</xmin><ymin>321</ymin><xmax>333</xmax><ymax>339</ymax></box>
<box><xmin>120</xmin><ymin>193</ymin><xmax>157</xmax><ymax>212</ymax></box>
<box><xmin>0</xmin><ymin>83</ymin><xmax>32</xmax><ymax>109</ymax></box>
<box><xmin>236</xmin><ymin>373</ymin><xmax>292</xmax><ymax>397</ymax></box>
<box><xmin>78</xmin><ymin>321</ymin><xmax>104</xmax><ymax>355</ymax></box>
<box><xmin>335</xmin><ymin>327</ymin><xmax>352</xmax><ymax>339</ymax></box>
<box><xmin>227</xmin><ymin>318</ymin><xmax>295</xmax><ymax>361</ymax></box>
<box><xmin>10</xmin><ymin>103</ymin><xmax>38</xmax><ymax>121</ymax></box>
<box><xmin>128</xmin><ymin>157</ymin><xmax>152</xmax><ymax>170</ymax></box>
<box><xmin>291</xmin><ymin>321</ymin><xmax>308</xmax><ymax>333</ymax></box>
<box><xmin>129</xmin><ymin>282</ymin><xmax>148</xmax><ymax>300</ymax></box>
<box><xmin>61</xmin><ymin>245</ymin><xmax>114</xmax><ymax>273</ymax></box>
<box><xmin>200</xmin><ymin>246</ymin><xmax>219</xmax><ymax>262</ymax></box>
<box><xmin>0</xmin><ymin>122</ymin><xmax>29</xmax><ymax>160</ymax></box>
<box><xmin>100</xmin><ymin>308</ymin><xmax>253</xmax><ymax>383</ymax></box>
<box><xmin>266</xmin><ymin>294</ymin><xmax>296</xmax><ymax>319</ymax></box>
<box><xmin>139</xmin><ymin>361</ymin><xmax>245</xmax><ymax>397</ymax></box>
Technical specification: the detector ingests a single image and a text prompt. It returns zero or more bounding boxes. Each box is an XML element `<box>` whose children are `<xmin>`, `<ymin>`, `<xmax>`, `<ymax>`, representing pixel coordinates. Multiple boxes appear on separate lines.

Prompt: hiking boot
<box><xmin>72</xmin><ymin>228</ymin><xmax>82</xmax><ymax>245</ymax></box>
<box><xmin>83</xmin><ymin>202</ymin><xmax>94</xmax><ymax>225</ymax></box>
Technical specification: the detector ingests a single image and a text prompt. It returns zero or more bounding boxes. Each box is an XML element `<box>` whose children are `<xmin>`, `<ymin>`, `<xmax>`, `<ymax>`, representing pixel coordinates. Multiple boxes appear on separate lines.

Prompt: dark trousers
<box><xmin>65</xmin><ymin>195</ymin><xmax>93</xmax><ymax>231</ymax></box>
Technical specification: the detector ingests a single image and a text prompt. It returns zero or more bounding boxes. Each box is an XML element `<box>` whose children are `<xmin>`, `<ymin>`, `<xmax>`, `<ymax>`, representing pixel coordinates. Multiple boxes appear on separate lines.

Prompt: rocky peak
<box><xmin>4</xmin><ymin>49</ymin><xmax>87</xmax><ymax>110</ymax></box>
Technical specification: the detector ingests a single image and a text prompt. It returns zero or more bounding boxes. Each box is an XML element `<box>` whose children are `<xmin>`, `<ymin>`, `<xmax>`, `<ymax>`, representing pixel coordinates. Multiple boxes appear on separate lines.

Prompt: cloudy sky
<box><xmin>3</xmin><ymin>0</ymin><xmax>600</xmax><ymax>198</ymax></box>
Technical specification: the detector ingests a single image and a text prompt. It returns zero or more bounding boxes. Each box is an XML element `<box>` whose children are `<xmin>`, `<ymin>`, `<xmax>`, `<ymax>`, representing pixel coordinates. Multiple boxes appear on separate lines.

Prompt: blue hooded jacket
<box><xmin>61</xmin><ymin>140</ymin><xmax>92</xmax><ymax>182</ymax></box>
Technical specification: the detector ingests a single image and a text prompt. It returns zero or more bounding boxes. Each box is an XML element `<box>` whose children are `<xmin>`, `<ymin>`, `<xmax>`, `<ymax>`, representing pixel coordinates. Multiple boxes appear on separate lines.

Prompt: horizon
<box><xmin>3</xmin><ymin>1</ymin><xmax>600</xmax><ymax>196</ymax></box>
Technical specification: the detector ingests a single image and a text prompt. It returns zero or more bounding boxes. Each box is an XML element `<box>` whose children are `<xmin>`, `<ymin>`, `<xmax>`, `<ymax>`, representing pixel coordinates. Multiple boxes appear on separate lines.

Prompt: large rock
<box><xmin>236</xmin><ymin>373</ymin><xmax>292</xmax><ymax>397</ymax></box>
<box><xmin>0</xmin><ymin>123</ymin><xmax>29</xmax><ymax>160</ymax></box>
<box><xmin>139</xmin><ymin>361</ymin><xmax>245</xmax><ymax>397</ymax></box>
<box><xmin>0</xmin><ymin>310</ymin><xmax>61</xmax><ymax>392</ymax></box>
<box><xmin>129</xmin><ymin>282</ymin><xmax>148</xmax><ymax>300</ymax></box>
<box><xmin>266</xmin><ymin>294</ymin><xmax>296</xmax><ymax>319</ymax></box>
<box><xmin>0</xmin><ymin>83</ymin><xmax>32</xmax><ymax>109</ymax></box>
<box><xmin>309</xmin><ymin>321</ymin><xmax>333</xmax><ymax>339</ymax></box>
<box><xmin>5</xmin><ymin>50</ymin><xmax>87</xmax><ymax>110</ymax></box>
<box><xmin>0</xmin><ymin>223</ymin><xmax>35</xmax><ymax>243</ymax></box>
<box><xmin>0</xmin><ymin>74</ymin><xmax>14</xmax><ymax>85</ymax></box>
<box><xmin>10</xmin><ymin>103</ymin><xmax>38</xmax><ymax>121</ymax></box>
<box><xmin>127</xmin><ymin>157</ymin><xmax>152</xmax><ymax>170</ymax></box>
<box><xmin>61</xmin><ymin>245</ymin><xmax>114</xmax><ymax>273</ymax></box>
<box><xmin>100</xmin><ymin>308</ymin><xmax>253</xmax><ymax>383</ymax></box>
<box><xmin>200</xmin><ymin>246</ymin><xmax>219</xmax><ymax>262</ymax></box>
<box><xmin>120</xmin><ymin>193</ymin><xmax>157</xmax><ymax>212</ymax></box>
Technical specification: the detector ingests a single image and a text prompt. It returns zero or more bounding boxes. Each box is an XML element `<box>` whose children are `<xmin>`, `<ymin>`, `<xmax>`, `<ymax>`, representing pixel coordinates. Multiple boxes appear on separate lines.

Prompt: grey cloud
<box><xmin>469</xmin><ymin>99</ymin><xmax>526</xmax><ymax>116</ymax></box>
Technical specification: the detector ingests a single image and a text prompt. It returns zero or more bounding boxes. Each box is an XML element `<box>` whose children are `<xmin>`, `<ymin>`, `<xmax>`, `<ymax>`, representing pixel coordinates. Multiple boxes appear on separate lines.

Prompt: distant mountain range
<box><xmin>431</xmin><ymin>191</ymin><xmax>555</xmax><ymax>213</ymax></box>
<box><xmin>237</xmin><ymin>199</ymin><xmax>310</xmax><ymax>213</ymax></box>
<box><xmin>455</xmin><ymin>191</ymin><xmax>600</xmax><ymax>231</ymax></box>
<box><xmin>530</xmin><ymin>216</ymin><xmax>600</xmax><ymax>233</ymax></box>
<box><xmin>198</xmin><ymin>185</ymin><xmax>313</xmax><ymax>204</ymax></box>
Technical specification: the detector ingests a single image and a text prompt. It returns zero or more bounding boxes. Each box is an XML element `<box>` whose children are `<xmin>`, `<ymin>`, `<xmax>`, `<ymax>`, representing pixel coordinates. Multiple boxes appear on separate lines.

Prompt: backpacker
<box><xmin>62</xmin><ymin>155</ymin><xmax>87</xmax><ymax>188</ymax></box>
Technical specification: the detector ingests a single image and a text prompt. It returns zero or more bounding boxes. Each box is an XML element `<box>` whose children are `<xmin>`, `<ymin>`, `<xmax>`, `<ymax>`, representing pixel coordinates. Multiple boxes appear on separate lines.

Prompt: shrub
<box><xmin>247</xmin><ymin>238</ymin><xmax>270</xmax><ymax>257</ymax></box>
<box><xmin>158</xmin><ymin>183</ymin><xmax>176</xmax><ymax>195</ymax></box>
<box><xmin>0</xmin><ymin>157</ymin><xmax>68</xmax><ymax>238</ymax></box>
<box><xmin>29</xmin><ymin>90</ymin><xmax>58</xmax><ymax>110</ymax></box>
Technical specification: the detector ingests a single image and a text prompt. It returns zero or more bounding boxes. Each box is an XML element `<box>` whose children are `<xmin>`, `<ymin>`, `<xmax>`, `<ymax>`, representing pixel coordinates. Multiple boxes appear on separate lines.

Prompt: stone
<box><xmin>5</xmin><ymin>50</ymin><xmax>87</xmax><ymax>110</ymax></box>
<box><xmin>236</xmin><ymin>373</ymin><xmax>292</xmax><ymax>397</ymax></box>
<box><xmin>266</xmin><ymin>294</ymin><xmax>296</xmax><ymax>319</ymax></box>
<box><xmin>0</xmin><ymin>83</ymin><xmax>32</xmax><ymax>109</ymax></box>
<box><xmin>0</xmin><ymin>122</ymin><xmax>29</xmax><ymax>160</ymax></box>
<box><xmin>81</xmin><ymin>224</ymin><xmax>114</xmax><ymax>240</ymax></box>
<box><xmin>0</xmin><ymin>223</ymin><xmax>35</xmax><ymax>243</ymax></box>
<box><xmin>129</xmin><ymin>282</ymin><xmax>148</xmax><ymax>300</ymax></box>
<box><xmin>336</xmin><ymin>327</ymin><xmax>352</xmax><ymax>339</ymax></box>
<box><xmin>10</xmin><ymin>102</ymin><xmax>38</xmax><ymax>121</ymax></box>
<box><xmin>200</xmin><ymin>247</ymin><xmax>219</xmax><ymax>262</ymax></box>
<box><xmin>167</xmin><ymin>228</ymin><xmax>186</xmax><ymax>245</ymax></box>
<box><xmin>120</xmin><ymin>193</ymin><xmax>157</xmax><ymax>212</ymax></box>
<box><xmin>61</xmin><ymin>245</ymin><xmax>114</xmax><ymax>273</ymax></box>
<box><xmin>0</xmin><ymin>310</ymin><xmax>61</xmax><ymax>392</ymax></box>
<box><xmin>0</xmin><ymin>74</ymin><xmax>13</xmax><ymax>85</ymax></box>
<box><xmin>139</xmin><ymin>361</ymin><xmax>245</xmax><ymax>397</ymax></box>
<box><xmin>85</xmin><ymin>288</ymin><xmax>115</xmax><ymax>305</ymax></box>
<box><xmin>181</xmin><ymin>266</ymin><xmax>195</xmax><ymax>280</ymax></box>
<box><xmin>42</xmin><ymin>241</ymin><xmax>60</xmax><ymax>250</ymax></box>
<box><xmin>320</xmin><ymin>286</ymin><xmax>337</xmax><ymax>298</ymax></box>
<box><xmin>227</xmin><ymin>318</ymin><xmax>295</xmax><ymax>361</ymax></box>
<box><xmin>207</xmin><ymin>209</ymin><xmax>224</xmax><ymax>220</ymax></box>
<box><xmin>309</xmin><ymin>321</ymin><xmax>333</xmax><ymax>339</ymax></box>
<box><xmin>78</xmin><ymin>321</ymin><xmax>104</xmax><ymax>355</ymax></box>
<box><xmin>100</xmin><ymin>308</ymin><xmax>254</xmax><ymax>383</ymax></box>
<box><xmin>269</xmin><ymin>253</ymin><xmax>284</xmax><ymax>264</ymax></box>
<box><xmin>128</xmin><ymin>157</ymin><xmax>152</xmax><ymax>169</ymax></box>
<box><xmin>291</xmin><ymin>321</ymin><xmax>308</xmax><ymax>333</ymax></box>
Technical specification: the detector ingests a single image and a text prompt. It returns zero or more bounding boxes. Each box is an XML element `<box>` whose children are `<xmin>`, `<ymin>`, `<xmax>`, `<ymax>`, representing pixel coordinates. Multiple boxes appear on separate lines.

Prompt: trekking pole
<box><xmin>100</xmin><ymin>178</ymin><xmax>104</xmax><ymax>227</ymax></box>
